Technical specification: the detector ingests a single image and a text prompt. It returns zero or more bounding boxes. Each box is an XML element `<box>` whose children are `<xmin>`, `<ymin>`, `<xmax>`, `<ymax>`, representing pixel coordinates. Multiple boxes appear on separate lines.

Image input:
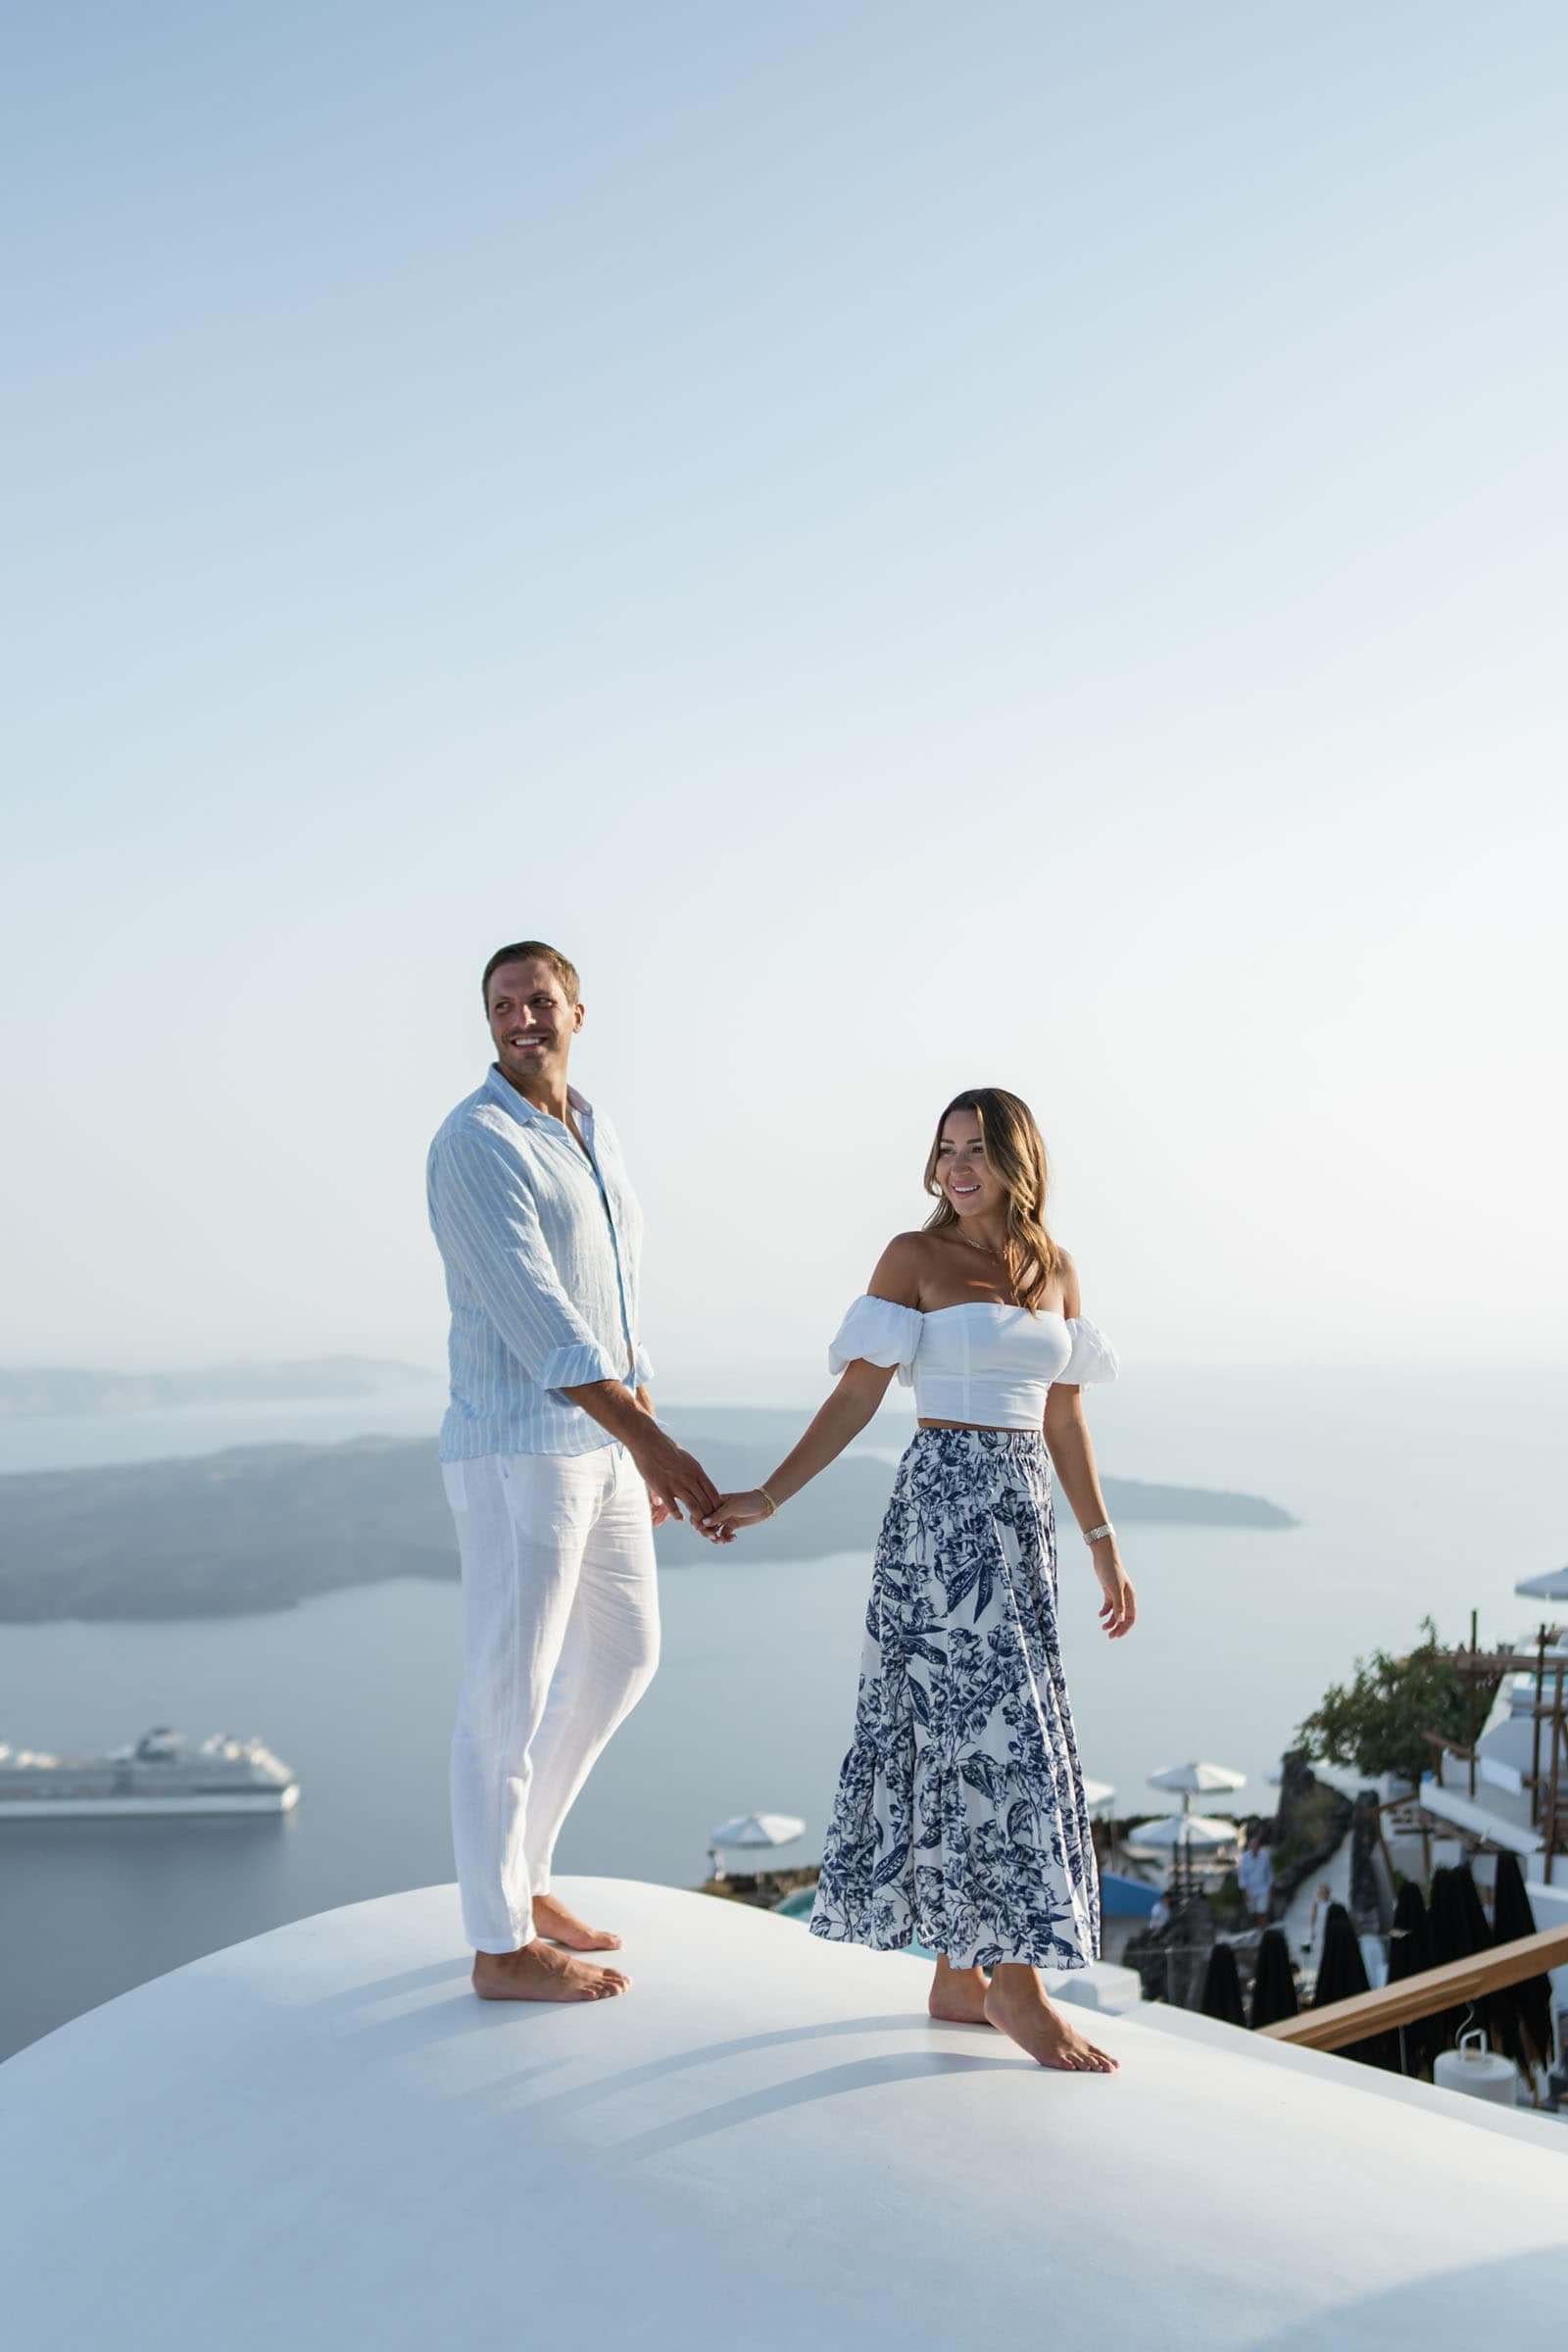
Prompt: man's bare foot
<box><xmin>985</xmin><ymin>1965</ymin><xmax>1117</xmax><ymax>2072</ymax></box>
<box><xmin>928</xmin><ymin>1957</ymin><xmax>994</xmax><ymax>2027</ymax></box>
<box><xmin>530</xmin><ymin>1892</ymin><xmax>623</xmax><ymax>1952</ymax></box>
<box><xmin>471</xmin><ymin>1939</ymin><xmax>630</xmax><ymax>2003</ymax></box>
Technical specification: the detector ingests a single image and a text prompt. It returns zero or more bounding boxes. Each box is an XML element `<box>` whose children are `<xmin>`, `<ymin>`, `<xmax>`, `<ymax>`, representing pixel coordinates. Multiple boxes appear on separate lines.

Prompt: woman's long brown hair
<box><xmin>922</xmin><ymin>1087</ymin><xmax>1060</xmax><ymax>1312</ymax></box>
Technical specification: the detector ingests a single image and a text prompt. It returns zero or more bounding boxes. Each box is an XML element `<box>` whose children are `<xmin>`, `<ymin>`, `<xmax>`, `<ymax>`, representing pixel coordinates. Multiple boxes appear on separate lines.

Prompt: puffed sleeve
<box><xmin>828</xmin><ymin>1295</ymin><xmax>923</xmax><ymax>1386</ymax></box>
<box><xmin>1056</xmin><ymin>1317</ymin><xmax>1119</xmax><ymax>1387</ymax></box>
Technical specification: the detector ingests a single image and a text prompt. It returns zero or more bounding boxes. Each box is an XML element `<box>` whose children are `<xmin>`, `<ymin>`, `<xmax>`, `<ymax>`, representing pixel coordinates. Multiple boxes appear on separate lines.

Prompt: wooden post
<box><xmin>1544</xmin><ymin>1665</ymin><xmax>1564</xmax><ymax>1888</ymax></box>
<box><xmin>1531</xmin><ymin>1626</ymin><xmax>1546</xmax><ymax>1831</ymax></box>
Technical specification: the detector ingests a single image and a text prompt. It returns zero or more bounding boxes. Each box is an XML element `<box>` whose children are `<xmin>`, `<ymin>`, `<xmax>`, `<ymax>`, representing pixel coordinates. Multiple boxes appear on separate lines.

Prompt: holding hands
<box><xmin>699</xmin><ymin>1490</ymin><xmax>775</xmax><ymax>1544</ymax></box>
<box><xmin>626</xmin><ymin>1421</ymin><xmax>720</xmax><ymax>1529</ymax></box>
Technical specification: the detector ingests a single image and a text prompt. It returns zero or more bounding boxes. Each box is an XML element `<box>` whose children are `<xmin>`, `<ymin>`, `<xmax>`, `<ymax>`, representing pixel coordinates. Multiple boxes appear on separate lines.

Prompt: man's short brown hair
<box><xmin>481</xmin><ymin>940</ymin><xmax>581</xmax><ymax>1007</ymax></box>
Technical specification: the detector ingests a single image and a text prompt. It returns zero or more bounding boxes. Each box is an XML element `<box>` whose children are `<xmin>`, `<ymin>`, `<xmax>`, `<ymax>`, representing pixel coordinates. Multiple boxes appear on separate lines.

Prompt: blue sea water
<box><xmin>0</xmin><ymin>1361</ymin><xmax>1562</xmax><ymax>2059</ymax></box>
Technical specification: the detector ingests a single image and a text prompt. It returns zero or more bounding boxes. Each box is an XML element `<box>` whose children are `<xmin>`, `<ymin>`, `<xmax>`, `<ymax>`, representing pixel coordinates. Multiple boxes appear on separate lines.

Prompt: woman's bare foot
<box><xmin>471</xmin><ymin>1940</ymin><xmax>630</xmax><ymax>2002</ymax></box>
<box><xmin>530</xmin><ymin>1892</ymin><xmax>623</xmax><ymax>1952</ymax></box>
<box><xmin>928</xmin><ymin>1955</ymin><xmax>994</xmax><ymax>2026</ymax></box>
<box><xmin>985</xmin><ymin>1965</ymin><xmax>1117</xmax><ymax>2071</ymax></box>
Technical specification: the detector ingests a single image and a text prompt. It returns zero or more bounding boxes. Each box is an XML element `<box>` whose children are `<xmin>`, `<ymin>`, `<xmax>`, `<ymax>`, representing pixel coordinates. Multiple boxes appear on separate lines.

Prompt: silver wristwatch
<box><xmin>1082</xmin><ymin>1522</ymin><xmax>1115</xmax><ymax>1546</ymax></box>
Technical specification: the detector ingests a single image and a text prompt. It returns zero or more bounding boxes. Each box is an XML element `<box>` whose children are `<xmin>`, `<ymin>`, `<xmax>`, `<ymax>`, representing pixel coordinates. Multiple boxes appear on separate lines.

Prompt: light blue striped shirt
<box><xmin>426</xmin><ymin>1066</ymin><xmax>652</xmax><ymax>1461</ymax></box>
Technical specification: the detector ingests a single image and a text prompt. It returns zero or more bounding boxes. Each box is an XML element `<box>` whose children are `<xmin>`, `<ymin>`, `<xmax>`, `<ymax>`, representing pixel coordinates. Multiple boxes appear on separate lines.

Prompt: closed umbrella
<box><xmin>1428</xmin><ymin>1864</ymin><xmax>1485</xmax><ymax>1964</ymax></box>
<box><xmin>1200</xmin><ymin>1940</ymin><xmax>1247</xmax><ymax>2027</ymax></box>
<box><xmin>1313</xmin><ymin>1903</ymin><xmax>1370</xmax><ymax>2007</ymax></box>
<box><xmin>1390</xmin><ymin>1877</ymin><xmax>1433</xmax><ymax>1966</ymax></box>
<box><xmin>1428</xmin><ymin>1865</ymin><xmax>1490</xmax><ymax>2054</ymax></box>
<box><xmin>1249</xmin><ymin>1926</ymin><xmax>1299</xmax><ymax>2028</ymax></box>
<box><xmin>1489</xmin><ymin>1851</ymin><xmax>1556</xmax><ymax>2076</ymax></box>
<box><xmin>1314</xmin><ymin>1901</ymin><xmax>1400</xmax><ymax>2071</ymax></box>
<box><xmin>1452</xmin><ymin>1866</ymin><xmax>1492</xmax><ymax>1951</ymax></box>
<box><xmin>1386</xmin><ymin>1879</ymin><xmax>1436</xmax><ymax>2077</ymax></box>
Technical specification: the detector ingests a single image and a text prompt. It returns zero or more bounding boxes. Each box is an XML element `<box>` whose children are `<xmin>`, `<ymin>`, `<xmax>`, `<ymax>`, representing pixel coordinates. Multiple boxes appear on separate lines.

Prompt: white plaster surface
<box><xmin>2</xmin><ymin>1877</ymin><xmax>1566</xmax><ymax>2350</ymax></box>
<box><xmin>1279</xmin><ymin>1831</ymin><xmax>1352</xmax><ymax>1967</ymax></box>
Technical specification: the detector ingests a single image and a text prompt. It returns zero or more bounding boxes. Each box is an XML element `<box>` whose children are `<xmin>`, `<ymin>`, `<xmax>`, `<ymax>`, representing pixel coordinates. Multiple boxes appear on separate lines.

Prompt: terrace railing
<box><xmin>1257</xmin><ymin>1924</ymin><xmax>1568</xmax><ymax>2052</ymax></box>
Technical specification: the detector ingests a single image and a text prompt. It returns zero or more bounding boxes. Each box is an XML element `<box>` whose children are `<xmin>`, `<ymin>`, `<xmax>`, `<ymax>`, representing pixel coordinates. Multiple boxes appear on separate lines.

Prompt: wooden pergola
<box><xmin>1420</xmin><ymin>1629</ymin><xmax>1568</xmax><ymax>1882</ymax></box>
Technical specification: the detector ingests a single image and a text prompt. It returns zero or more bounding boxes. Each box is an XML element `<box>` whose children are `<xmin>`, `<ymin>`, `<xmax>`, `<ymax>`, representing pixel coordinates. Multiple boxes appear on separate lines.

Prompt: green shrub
<box><xmin>1295</xmin><ymin>1616</ymin><xmax>1475</xmax><ymax>1790</ymax></box>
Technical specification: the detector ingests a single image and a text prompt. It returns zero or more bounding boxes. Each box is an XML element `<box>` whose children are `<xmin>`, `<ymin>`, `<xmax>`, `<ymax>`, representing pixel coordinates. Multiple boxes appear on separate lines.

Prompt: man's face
<box><xmin>486</xmin><ymin>958</ymin><xmax>583</xmax><ymax>1096</ymax></box>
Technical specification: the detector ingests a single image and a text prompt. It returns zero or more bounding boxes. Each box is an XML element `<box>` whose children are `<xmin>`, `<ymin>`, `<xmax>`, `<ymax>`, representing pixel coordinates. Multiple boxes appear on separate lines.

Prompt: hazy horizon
<box><xmin>7</xmin><ymin>1342</ymin><xmax>1568</xmax><ymax>1385</ymax></box>
<box><xmin>6</xmin><ymin>5</ymin><xmax>1565</xmax><ymax>1377</ymax></box>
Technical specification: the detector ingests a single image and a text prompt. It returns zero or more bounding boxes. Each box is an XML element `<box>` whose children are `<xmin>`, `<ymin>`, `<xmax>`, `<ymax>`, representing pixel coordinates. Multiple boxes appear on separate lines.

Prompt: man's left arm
<box><xmin>634</xmin><ymin>1384</ymin><xmax>674</xmax><ymax>1525</ymax></box>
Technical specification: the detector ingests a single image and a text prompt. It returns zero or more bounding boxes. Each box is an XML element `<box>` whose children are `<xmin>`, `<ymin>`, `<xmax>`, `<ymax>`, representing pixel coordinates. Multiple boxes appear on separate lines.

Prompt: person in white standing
<box><xmin>427</xmin><ymin>939</ymin><xmax>719</xmax><ymax>2003</ymax></box>
<box><xmin>1238</xmin><ymin>1828</ymin><xmax>1274</xmax><ymax>1930</ymax></box>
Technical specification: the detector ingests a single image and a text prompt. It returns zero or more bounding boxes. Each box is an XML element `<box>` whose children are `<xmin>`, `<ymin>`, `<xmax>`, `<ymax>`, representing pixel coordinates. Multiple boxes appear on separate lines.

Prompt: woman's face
<box><xmin>934</xmin><ymin>1109</ymin><xmax>1004</xmax><ymax>1222</ymax></box>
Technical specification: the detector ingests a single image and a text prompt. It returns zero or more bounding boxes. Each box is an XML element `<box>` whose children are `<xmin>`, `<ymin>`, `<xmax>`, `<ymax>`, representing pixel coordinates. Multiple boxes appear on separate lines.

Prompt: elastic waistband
<box><xmin>906</xmin><ymin>1426</ymin><xmax>1048</xmax><ymax>1451</ymax></box>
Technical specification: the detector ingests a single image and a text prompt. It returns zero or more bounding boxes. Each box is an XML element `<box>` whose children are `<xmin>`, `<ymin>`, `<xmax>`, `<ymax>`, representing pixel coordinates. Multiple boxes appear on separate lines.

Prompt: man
<box><xmin>1238</xmin><ymin>1828</ymin><xmax>1274</xmax><ymax>1930</ymax></box>
<box><xmin>427</xmin><ymin>939</ymin><xmax>718</xmax><ymax>2003</ymax></box>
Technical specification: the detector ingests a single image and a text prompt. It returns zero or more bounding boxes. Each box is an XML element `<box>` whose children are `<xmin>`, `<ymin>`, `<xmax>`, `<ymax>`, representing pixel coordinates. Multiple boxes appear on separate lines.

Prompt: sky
<box><xmin>4</xmin><ymin>1</ymin><xmax>1566</xmax><ymax>1391</ymax></box>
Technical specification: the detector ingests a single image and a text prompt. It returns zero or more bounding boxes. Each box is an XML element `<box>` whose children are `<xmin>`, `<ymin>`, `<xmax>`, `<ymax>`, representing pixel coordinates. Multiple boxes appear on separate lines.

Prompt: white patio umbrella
<box><xmin>1124</xmin><ymin>1812</ymin><xmax>1241</xmax><ymax>1897</ymax></box>
<box><xmin>709</xmin><ymin>1812</ymin><xmax>806</xmax><ymax>1853</ymax></box>
<box><xmin>1515</xmin><ymin>1567</ymin><xmax>1568</xmax><ymax>1602</ymax></box>
<box><xmin>1125</xmin><ymin>1814</ymin><xmax>1240</xmax><ymax>1854</ymax></box>
<box><xmin>1080</xmin><ymin>1778</ymin><xmax>1115</xmax><ymax>1811</ymax></box>
<box><xmin>1147</xmin><ymin>1761</ymin><xmax>1247</xmax><ymax>1815</ymax></box>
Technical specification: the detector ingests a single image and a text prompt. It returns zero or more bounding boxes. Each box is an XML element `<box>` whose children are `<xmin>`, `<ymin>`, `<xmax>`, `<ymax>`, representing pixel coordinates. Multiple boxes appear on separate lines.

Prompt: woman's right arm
<box><xmin>700</xmin><ymin>1238</ymin><xmax>923</xmax><ymax>1541</ymax></box>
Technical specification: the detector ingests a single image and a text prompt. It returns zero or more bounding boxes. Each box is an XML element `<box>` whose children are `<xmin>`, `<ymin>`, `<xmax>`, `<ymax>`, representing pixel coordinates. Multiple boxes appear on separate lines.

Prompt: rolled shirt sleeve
<box><xmin>429</xmin><ymin>1125</ymin><xmax>625</xmax><ymax>1395</ymax></box>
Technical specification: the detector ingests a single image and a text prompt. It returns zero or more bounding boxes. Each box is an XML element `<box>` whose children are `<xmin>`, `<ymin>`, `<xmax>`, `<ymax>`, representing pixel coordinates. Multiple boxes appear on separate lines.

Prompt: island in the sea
<box><xmin>0</xmin><ymin>1408</ymin><xmax>1297</xmax><ymax>1624</ymax></box>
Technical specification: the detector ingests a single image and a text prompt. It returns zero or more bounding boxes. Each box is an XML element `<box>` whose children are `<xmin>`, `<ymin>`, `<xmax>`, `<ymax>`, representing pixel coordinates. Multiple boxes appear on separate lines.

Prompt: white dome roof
<box><xmin>1</xmin><ymin>1877</ymin><xmax>1565</xmax><ymax>2345</ymax></box>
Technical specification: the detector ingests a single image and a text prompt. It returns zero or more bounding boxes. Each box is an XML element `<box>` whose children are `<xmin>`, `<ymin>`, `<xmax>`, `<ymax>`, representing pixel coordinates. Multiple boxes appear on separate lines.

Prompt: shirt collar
<box><xmin>483</xmin><ymin>1064</ymin><xmax>594</xmax><ymax>1127</ymax></box>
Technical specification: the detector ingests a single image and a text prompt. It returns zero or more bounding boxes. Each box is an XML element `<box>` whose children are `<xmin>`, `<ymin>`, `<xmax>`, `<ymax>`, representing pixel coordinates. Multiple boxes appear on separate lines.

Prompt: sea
<box><xmin>1</xmin><ymin>1362</ymin><xmax>1563</xmax><ymax>2059</ymax></box>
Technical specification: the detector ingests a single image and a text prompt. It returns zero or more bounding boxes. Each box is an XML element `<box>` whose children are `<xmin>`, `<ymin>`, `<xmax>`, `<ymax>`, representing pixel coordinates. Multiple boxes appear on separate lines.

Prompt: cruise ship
<box><xmin>0</xmin><ymin>1727</ymin><xmax>299</xmax><ymax>1817</ymax></box>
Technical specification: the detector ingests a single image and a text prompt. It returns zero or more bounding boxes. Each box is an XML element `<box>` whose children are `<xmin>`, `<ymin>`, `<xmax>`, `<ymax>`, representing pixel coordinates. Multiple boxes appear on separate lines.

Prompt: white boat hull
<box><xmin>0</xmin><ymin>1786</ymin><xmax>299</xmax><ymax>1819</ymax></box>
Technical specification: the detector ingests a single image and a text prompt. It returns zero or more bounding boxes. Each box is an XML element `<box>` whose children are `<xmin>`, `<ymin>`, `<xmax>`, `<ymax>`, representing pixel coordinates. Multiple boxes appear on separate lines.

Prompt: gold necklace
<box><xmin>951</xmin><ymin>1220</ymin><xmax>1019</xmax><ymax>1303</ymax></box>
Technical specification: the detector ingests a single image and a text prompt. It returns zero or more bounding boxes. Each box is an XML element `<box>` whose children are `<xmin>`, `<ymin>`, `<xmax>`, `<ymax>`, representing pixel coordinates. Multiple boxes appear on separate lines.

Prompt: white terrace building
<box><xmin>2</xmin><ymin>1877</ymin><xmax>1565</xmax><ymax>2348</ymax></box>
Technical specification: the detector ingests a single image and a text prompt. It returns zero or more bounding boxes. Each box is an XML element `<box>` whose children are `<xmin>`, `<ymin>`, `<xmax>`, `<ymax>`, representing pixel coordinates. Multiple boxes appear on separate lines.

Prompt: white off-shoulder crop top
<box><xmin>828</xmin><ymin>1295</ymin><xmax>1118</xmax><ymax>1430</ymax></box>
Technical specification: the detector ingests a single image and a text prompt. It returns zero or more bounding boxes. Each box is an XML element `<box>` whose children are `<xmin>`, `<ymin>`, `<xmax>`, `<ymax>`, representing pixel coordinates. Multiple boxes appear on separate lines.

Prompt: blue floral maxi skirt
<box><xmin>809</xmin><ymin>1429</ymin><xmax>1101</xmax><ymax>1972</ymax></box>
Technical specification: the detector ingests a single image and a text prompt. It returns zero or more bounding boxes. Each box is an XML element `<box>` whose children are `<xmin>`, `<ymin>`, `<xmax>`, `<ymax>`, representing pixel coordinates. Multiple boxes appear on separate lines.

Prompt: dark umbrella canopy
<box><xmin>1249</xmin><ymin>1926</ymin><xmax>1299</xmax><ymax>2029</ymax></box>
<box><xmin>1428</xmin><ymin>1865</ymin><xmax>1488</xmax><ymax>1965</ymax></box>
<box><xmin>1489</xmin><ymin>1852</ymin><xmax>1556</xmax><ymax>2075</ymax></box>
<box><xmin>1200</xmin><ymin>1939</ymin><xmax>1247</xmax><ymax>2027</ymax></box>
<box><xmin>1386</xmin><ymin>1879</ymin><xmax>1437</xmax><ymax>2076</ymax></box>
<box><xmin>1390</xmin><ymin>1877</ymin><xmax>1433</xmax><ymax>1968</ymax></box>
<box><xmin>1428</xmin><ymin>1865</ymin><xmax>1490</xmax><ymax>2052</ymax></box>
<box><xmin>1314</xmin><ymin>1902</ymin><xmax>1400</xmax><ymax>2070</ymax></box>
<box><xmin>1313</xmin><ymin>1903</ymin><xmax>1371</xmax><ymax>2006</ymax></box>
<box><xmin>1452</xmin><ymin>1865</ymin><xmax>1492</xmax><ymax>1951</ymax></box>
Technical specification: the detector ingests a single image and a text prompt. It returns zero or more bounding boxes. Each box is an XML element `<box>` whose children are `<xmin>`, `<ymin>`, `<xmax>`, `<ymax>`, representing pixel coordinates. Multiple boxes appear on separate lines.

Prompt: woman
<box><xmin>703</xmin><ymin>1088</ymin><xmax>1135</xmax><ymax>2073</ymax></box>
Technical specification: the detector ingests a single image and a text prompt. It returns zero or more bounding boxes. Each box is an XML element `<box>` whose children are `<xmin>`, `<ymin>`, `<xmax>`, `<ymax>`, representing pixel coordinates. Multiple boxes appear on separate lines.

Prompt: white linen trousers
<box><xmin>442</xmin><ymin>1445</ymin><xmax>660</xmax><ymax>1952</ymax></box>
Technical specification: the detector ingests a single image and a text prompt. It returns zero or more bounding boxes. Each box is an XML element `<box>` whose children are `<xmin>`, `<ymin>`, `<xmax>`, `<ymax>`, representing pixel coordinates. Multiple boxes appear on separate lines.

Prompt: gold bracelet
<box><xmin>759</xmin><ymin>1485</ymin><xmax>779</xmax><ymax>1518</ymax></box>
